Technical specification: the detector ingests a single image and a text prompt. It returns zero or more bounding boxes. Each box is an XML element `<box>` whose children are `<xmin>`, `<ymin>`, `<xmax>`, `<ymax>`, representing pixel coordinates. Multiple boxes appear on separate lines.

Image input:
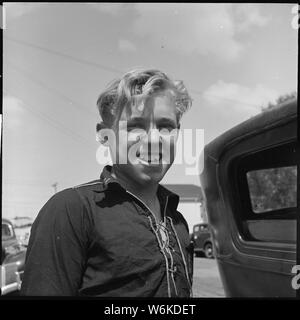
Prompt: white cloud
<box><xmin>118</xmin><ymin>39</ymin><xmax>137</xmax><ymax>53</ymax></box>
<box><xmin>88</xmin><ymin>3</ymin><xmax>127</xmax><ymax>16</ymax></box>
<box><xmin>202</xmin><ymin>80</ymin><xmax>278</xmax><ymax>116</ymax></box>
<box><xmin>131</xmin><ymin>4</ymin><xmax>269</xmax><ymax>61</ymax></box>
<box><xmin>3</xmin><ymin>3</ymin><xmax>42</xmax><ymax>20</ymax></box>
<box><xmin>232</xmin><ymin>4</ymin><xmax>270</xmax><ymax>33</ymax></box>
<box><xmin>3</xmin><ymin>95</ymin><xmax>26</xmax><ymax>128</ymax></box>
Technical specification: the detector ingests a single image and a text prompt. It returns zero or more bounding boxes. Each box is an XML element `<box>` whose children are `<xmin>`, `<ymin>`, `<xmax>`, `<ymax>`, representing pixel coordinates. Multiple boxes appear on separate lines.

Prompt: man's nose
<box><xmin>139</xmin><ymin>127</ymin><xmax>161</xmax><ymax>153</ymax></box>
<box><xmin>148</xmin><ymin>127</ymin><xmax>160</xmax><ymax>142</ymax></box>
<box><xmin>147</xmin><ymin>128</ymin><xmax>161</xmax><ymax>154</ymax></box>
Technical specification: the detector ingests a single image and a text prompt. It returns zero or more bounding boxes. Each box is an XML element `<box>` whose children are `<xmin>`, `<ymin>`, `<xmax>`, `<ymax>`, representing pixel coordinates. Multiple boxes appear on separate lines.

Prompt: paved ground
<box><xmin>192</xmin><ymin>257</ymin><xmax>225</xmax><ymax>297</ymax></box>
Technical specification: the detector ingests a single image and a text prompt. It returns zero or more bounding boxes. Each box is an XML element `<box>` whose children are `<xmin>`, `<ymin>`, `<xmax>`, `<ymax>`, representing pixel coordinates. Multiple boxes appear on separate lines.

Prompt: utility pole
<box><xmin>51</xmin><ymin>182</ymin><xmax>58</xmax><ymax>194</ymax></box>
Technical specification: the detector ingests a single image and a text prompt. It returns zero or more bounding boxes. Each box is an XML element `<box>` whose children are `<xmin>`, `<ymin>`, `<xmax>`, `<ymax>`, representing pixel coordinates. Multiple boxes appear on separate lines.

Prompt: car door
<box><xmin>201</xmin><ymin>100</ymin><xmax>297</xmax><ymax>297</ymax></box>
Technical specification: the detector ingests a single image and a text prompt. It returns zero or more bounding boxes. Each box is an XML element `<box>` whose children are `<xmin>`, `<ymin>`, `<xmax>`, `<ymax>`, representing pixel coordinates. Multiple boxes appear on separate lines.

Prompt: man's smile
<box><xmin>136</xmin><ymin>149</ymin><xmax>163</xmax><ymax>166</ymax></box>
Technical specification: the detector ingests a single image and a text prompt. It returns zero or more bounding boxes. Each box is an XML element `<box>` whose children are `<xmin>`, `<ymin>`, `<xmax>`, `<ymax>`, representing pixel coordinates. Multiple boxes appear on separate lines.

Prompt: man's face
<box><xmin>110</xmin><ymin>90</ymin><xmax>179</xmax><ymax>186</ymax></box>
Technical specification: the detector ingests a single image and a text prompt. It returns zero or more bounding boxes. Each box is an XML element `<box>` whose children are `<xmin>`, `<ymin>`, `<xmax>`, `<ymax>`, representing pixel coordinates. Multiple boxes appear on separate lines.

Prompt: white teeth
<box><xmin>138</xmin><ymin>158</ymin><xmax>149</xmax><ymax>166</ymax></box>
<box><xmin>139</xmin><ymin>155</ymin><xmax>160</xmax><ymax>162</ymax></box>
<box><xmin>138</xmin><ymin>154</ymin><xmax>160</xmax><ymax>164</ymax></box>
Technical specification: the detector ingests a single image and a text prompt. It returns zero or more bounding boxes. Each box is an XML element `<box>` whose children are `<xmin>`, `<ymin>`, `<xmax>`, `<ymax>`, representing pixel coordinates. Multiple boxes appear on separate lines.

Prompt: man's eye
<box><xmin>127</xmin><ymin>124</ymin><xmax>145</xmax><ymax>131</ymax></box>
<box><xmin>159</xmin><ymin>125</ymin><xmax>176</xmax><ymax>132</ymax></box>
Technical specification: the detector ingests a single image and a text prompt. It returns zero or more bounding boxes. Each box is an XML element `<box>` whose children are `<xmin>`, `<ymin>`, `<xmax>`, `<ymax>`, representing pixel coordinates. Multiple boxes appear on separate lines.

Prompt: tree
<box><xmin>247</xmin><ymin>166</ymin><xmax>297</xmax><ymax>213</ymax></box>
<box><xmin>261</xmin><ymin>91</ymin><xmax>297</xmax><ymax>112</ymax></box>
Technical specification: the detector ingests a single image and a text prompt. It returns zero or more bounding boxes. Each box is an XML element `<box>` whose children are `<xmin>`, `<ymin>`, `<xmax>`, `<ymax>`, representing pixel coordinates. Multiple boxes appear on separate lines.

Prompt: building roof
<box><xmin>163</xmin><ymin>184</ymin><xmax>203</xmax><ymax>202</ymax></box>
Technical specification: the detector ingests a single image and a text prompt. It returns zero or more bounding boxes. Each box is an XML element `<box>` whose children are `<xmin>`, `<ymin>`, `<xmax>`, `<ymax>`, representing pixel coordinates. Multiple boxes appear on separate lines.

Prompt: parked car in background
<box><xmin>1</xmin><ymin>218</ymin><xmax>27</xmax><ymax>295</ymax></box>
<box><xmin>12</xmin><ymin>216</ymin><xmax>33</xmax><ymax>248</ymax></box>
<box><xmin>191</xmin><ymin>223</ymin><xmax>214</xmax><ymax>259</ymax></box>
<box><xmin>200</xmin><ymin>99</ymin><xmax>298</xmax><ymax>297</ymax></box>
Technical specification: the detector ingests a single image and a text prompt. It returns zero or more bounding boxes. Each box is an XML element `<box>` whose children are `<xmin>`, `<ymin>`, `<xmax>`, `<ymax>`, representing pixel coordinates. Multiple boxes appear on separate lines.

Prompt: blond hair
<box><xmin>97</xmin><ymin>69</ymin><xmax>192</xmax><ymax>127</ymax></box>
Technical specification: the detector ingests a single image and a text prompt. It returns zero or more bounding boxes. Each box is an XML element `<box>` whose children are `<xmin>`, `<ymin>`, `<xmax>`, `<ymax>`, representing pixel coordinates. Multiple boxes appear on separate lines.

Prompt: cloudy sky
<box><xmin>2</xmin><ymin>3</ymin><xmax>298</xmax><ymax>219</ymax></box>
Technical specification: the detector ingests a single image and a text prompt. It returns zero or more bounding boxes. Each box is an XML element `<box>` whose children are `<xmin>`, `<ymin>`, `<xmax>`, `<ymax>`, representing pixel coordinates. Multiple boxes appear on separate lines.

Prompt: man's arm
<box><xmin>20</xmin><ymin>188</ymin><xmax>91</xmax><ymax>296</ymax></box>
<box><xmin>187</xmin><ymin>238</ymin><xmax>194</xmax><ymax>286</ymax></box>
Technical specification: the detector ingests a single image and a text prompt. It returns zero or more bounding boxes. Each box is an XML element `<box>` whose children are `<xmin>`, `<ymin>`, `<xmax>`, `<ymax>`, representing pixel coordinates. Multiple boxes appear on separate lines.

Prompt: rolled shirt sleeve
<box><xmin>20</xmin><ymin>188</ymin><xmax>91</xmax><ymax>296</ymax></box>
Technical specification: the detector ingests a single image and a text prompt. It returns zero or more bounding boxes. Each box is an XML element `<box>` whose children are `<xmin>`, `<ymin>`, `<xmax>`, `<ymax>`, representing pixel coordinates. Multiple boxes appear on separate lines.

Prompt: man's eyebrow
<box><xmin>127</xmin><ymin>117</ymin><xmax>146</xmax><ymax>123</ymax></box>
<box><xmin>157</xmin><ymin>118</ymin><xmax>177</xmax><ymax>125</ymax></box>
<box><xmin>126</xmin><ymin>117</ymin><xmax>178</xmax><ymax>127</ymax></box>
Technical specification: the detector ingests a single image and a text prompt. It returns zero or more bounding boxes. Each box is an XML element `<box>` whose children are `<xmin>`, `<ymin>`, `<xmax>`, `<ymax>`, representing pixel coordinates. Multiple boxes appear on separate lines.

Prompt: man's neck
<box><xmin>111</xmin><ymin>166</ymin><xmax>158</xmax><ymax>206</ymax></box>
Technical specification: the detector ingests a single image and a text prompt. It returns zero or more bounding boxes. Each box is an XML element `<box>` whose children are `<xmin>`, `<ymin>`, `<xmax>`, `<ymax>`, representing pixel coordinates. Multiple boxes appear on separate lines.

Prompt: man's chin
<box><xmin>114</xmin><ymin>162</ymin><xmax>170</xmax><ymax>185</ymax></box>
<box><xmin>133</xmin><ymin>163</ymin><xmax>169</xmax><ymax>184</ymax></box>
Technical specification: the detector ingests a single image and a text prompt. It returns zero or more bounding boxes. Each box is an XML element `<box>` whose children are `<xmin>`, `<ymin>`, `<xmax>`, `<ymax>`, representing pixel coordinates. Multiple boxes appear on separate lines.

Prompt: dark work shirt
<box><xmin>21</xmin><ymin>166</ymin><xmax>194</xmax><ymax>297</ymax></box>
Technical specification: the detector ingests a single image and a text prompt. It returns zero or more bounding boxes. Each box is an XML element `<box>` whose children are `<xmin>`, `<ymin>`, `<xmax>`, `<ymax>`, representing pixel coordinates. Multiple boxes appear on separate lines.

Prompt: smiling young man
<box><xmin>21</xmin><ymin>69</ymin><xmax>194</xmax><ymax>297</ymax></box>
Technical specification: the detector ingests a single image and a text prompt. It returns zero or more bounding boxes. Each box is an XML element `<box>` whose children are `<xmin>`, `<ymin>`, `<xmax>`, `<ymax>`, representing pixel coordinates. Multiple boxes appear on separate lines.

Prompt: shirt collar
<box><xmin>99</xmin><ymin>165</ymin><xmax>179</xmax><ymax>212</ymax></box>
<box><xmin>100</xmin><ymin>165</ymin><xmax>120</xmax><ymax>188</ymax></box>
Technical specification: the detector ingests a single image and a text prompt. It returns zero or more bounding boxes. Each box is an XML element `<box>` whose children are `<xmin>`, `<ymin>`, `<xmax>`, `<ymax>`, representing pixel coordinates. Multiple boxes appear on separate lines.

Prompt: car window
<box><xmin>235</xmin><ymin>142</ymin><xmax>297</xmax><ymax>244</ymax></box>
<box><xmin>200</xmin><ymin>225</ymin><xmax>208</xmax><ymax>232</ymax></box>
<box><xmin>245</xmin><ymin>165</ymin><xmax>297</xmax><ymax>243</ymax></box>
<box><xmin>2</xmin><ymin>223</ymin><xmax>14</xmax><ymax>240</ymax></box>
<box><xmin>247</xmin><ymin>166</ymin><xmax>297</xmax><ymax>213</ymax></box>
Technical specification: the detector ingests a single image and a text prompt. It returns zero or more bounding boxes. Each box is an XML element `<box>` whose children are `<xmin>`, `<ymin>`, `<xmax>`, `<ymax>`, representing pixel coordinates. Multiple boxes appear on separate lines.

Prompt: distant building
<box><xmin>163</xmin><ymin>184</ymin><xmax>207</xmax><ymax>233</ymax></box>
<box><xmin>11</xmin><ymin>216</ymin><xmax>33</xmax><ymax>228</ymax></box>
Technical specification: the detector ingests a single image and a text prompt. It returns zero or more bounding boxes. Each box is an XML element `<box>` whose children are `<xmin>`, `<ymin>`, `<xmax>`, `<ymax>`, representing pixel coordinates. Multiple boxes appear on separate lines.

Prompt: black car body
<box><xmin>1</xmin><ymin>218</ymin><xmax>27</xmax><ymax>295</ymax></box>
<box><xmin>192</xmin><ymin>223</ymin><xmax>214</xmax><ymax>258</ymax></box>
<box><xmin>200</xmin><ymin>99</ymin><xmax>298</xmax><ymax>297</ymax></box>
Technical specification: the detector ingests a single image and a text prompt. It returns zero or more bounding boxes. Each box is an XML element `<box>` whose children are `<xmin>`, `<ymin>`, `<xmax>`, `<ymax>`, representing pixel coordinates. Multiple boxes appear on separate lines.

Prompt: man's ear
<box><xmin>96</xmin><ymin>122</ymin><xmax>110</xmax><ymax>145</ymax></box>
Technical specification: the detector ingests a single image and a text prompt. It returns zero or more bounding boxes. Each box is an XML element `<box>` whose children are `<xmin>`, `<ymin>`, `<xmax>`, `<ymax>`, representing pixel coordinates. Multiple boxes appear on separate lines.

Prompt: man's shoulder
<box><xmin>41</xmin><ymin>179</ymin><xmax>106</xmax><ymax>209</ymax></box>
<box><xmin>73</xmin><ymin>179</ymin><xmax>106</xmax><ymax>192</ymax></box>
<box><xmin>34</xmin><ymin>181</ymin><xmax>106</xmax><ymax>226</ymax></box>
<box><xmin>72</xmin><ymin>179</ymin><xmax>107</xmax><ymax>203</ymax></box>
